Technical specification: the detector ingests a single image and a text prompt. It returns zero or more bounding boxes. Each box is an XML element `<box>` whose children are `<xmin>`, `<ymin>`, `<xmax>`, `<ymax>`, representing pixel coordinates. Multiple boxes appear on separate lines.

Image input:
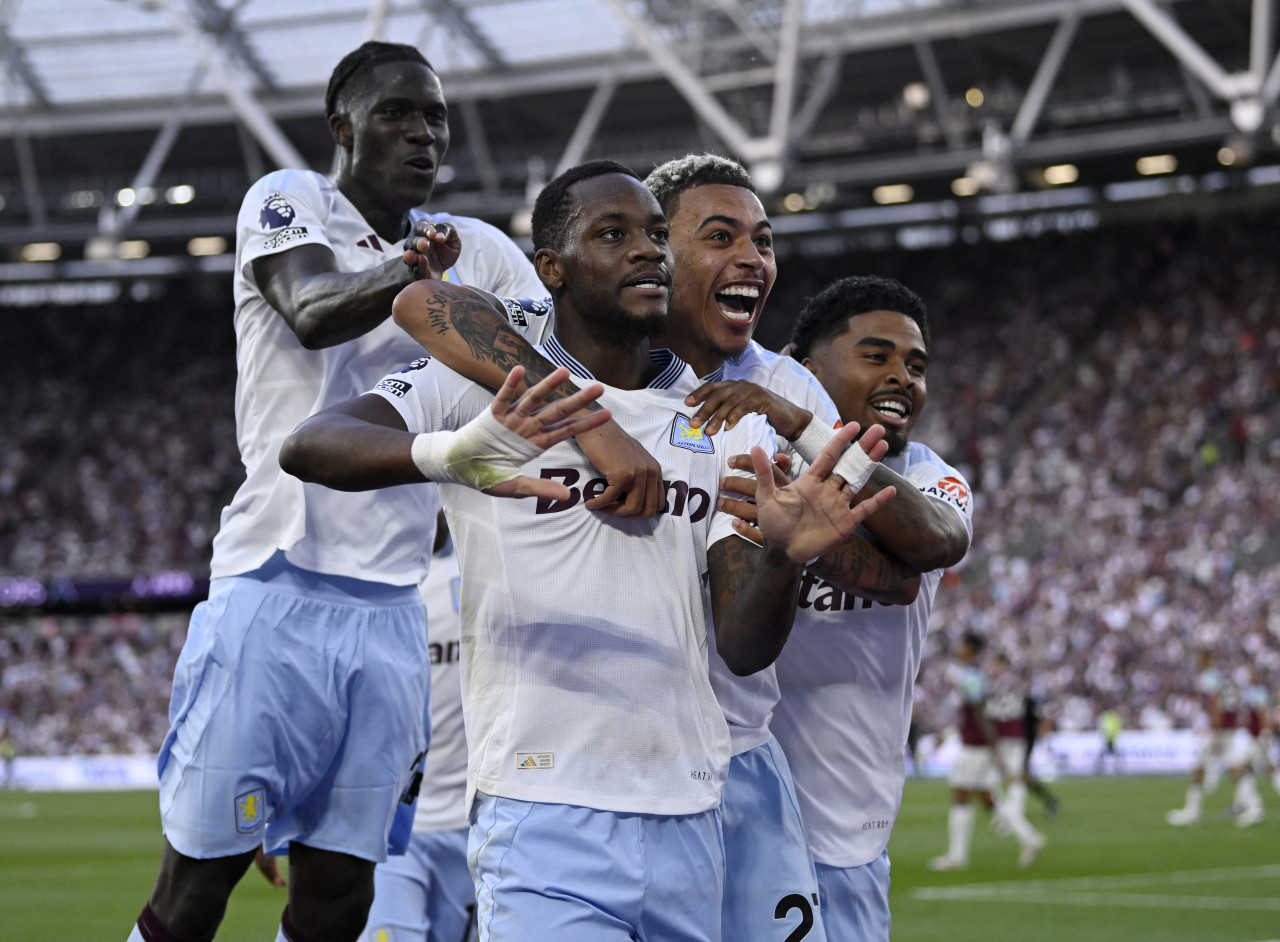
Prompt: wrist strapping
<box><xmin>411</xmin><ymin>409</ymin><xmax>543</xmax><ymax>491</ymax></box>
<box><xmin>792</xmin><ymin>419</ymin><xmax>877</xmax><ymax>492</ymax></box>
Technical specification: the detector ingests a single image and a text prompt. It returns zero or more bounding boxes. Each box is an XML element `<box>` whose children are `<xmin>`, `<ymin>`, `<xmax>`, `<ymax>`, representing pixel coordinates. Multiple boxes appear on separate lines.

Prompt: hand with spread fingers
<box><xmin>748</xmin><ymin>422</ymin><xmax>897</xmax><ymax>564</ymax></box>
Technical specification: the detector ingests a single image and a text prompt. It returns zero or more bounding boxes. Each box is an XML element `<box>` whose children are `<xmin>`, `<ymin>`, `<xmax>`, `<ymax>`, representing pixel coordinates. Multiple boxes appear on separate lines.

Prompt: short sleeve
<box><xmin>238</xmin><ymin>171</ymin><xmax>333</xmax><ymax>272</ymax></box>
<box><xmin>369</xmin><ymin>357</ymin><xmax>491</xmax><ymax>435</ymax></box>
<box><xmin>904</xmin><ymin>447</ymin><xmax>975</xmax><ymax>540</ymax></box>
<box><xmin>707</xmin><ymin>415</ymin><xmax>777</xmax><ymax>550</ymax></box>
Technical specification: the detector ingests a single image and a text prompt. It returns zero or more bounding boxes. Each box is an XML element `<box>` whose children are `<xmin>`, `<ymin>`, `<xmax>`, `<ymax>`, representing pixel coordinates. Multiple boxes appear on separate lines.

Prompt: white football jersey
<box><xmin>211</xmin><ymin>169</ymin><xmax>544</xmax><ymax>584</ymax></box>
<box><xmin>772</xmin><ymin>443</ymin><xmax>973</xmax><ymax>868</ymax></box>
<box><xmin>703</xmin><ymin>341</ymin><xmax>842</xmax><ymax>755</ymax></box>
<box><xmin>413</xmin><ymin>539</ymin><xmax>468</xmax><ymax>833</ymax></box>
<box><xmin>372</xmin><ymin>334</ymin><xmax>776</xmax><ymax>816</ymax></box>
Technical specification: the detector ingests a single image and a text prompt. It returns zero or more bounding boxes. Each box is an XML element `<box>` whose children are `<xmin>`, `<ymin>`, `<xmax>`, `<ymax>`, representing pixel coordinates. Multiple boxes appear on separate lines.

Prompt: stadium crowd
<box><xmin>1</xmin><ymin>214</ymin><xmax>1278</xmax><ymax>757</ymax></box>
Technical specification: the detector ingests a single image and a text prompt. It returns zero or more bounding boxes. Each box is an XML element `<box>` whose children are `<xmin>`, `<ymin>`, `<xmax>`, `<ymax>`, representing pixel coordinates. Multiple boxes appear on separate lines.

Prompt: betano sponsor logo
<box><xmin>535</xmin><ymin>469</ymin><xmax>712</xmax><ymax>520</ymax></box>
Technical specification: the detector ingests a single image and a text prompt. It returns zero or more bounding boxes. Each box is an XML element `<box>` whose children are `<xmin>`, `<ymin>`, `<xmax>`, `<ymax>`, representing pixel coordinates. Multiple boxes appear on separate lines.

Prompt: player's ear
<box><xmin>534</xmin><ymin>248</ymin><xmax>565</xmax><ymax>291</ymax></box>
<box><xmin>329</xmin><ymin>112</ymin><xmax>353</xmax><ymax>148</ymax></box>
<box><xmin>801</xmin><ymin>355</ymin><xmax>823</xmax><ymax>384</ymax></box>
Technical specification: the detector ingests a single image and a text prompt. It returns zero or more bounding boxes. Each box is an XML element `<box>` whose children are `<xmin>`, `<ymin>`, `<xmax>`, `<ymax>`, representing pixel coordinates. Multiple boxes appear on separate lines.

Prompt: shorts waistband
<box><xmin>225</xmin><ymin>551</ymin><xmax>421</xmax><ymax>607</ymax></box>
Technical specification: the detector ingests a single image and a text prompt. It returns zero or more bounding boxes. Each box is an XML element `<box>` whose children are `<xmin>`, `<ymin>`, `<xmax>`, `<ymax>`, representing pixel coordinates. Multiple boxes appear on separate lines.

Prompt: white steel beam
<box><xmin>1010</xmin><ymin>9</ymin><xmax>1080</xmax><ymax>147</ymax></box>
<box><xmin>554</xmin><ymin>68</ymin><xmax>621</xmax><ymax>177</ymax></box>
<box><xmin>1118</xmin><ymin>0</ymin><xmax>1238</xmax><ymax>100</ymax></box>
<box><xmin>914</xmin><ymin>39</ymin><xmax>961</xmax><ymax>150</ymax></box>
<box><xmin>155</xmin><ymin>0</ymin><xmax>307</xmax><ymax>170</ymax></box>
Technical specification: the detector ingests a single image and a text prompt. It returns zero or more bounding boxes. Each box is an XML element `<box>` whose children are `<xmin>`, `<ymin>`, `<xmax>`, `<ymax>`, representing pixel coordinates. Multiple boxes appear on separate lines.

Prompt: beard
<box><xmin>565</xmin><ymin>278</ymin><xmax>670</xmax><ymax>350</ymax></box>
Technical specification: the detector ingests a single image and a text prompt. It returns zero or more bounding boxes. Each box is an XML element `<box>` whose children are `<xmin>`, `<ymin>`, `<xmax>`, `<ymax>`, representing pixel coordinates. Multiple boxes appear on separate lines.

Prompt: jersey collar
<box><xmin>541</xmin><ymin>335</ymin><xmax>689</xmax><ymax>390</ymax></box>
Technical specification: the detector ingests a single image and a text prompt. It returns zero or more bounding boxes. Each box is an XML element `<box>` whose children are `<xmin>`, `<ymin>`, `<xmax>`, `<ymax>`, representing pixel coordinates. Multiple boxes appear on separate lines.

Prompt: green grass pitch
<box><xmin>1</xmin><ymin>776</ymin><xmax>1276</xmax><ymax>941</ymax></box>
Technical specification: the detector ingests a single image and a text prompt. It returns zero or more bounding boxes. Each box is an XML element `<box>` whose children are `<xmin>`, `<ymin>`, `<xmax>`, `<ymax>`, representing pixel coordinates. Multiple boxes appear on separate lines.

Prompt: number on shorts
<box><xmin>774</xmin><ymin>893</ymin><xmax>814</xmax><ymax>942</ymax></box>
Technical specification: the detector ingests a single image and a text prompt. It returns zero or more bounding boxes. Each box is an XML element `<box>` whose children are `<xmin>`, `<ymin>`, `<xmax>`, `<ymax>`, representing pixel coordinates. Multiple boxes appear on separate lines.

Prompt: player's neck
<box><xmin>657</xmin><ymin>332</ymin><xmax>728</xmax><ymax>380</ymax></box>
<box><xmin>335</xmin><ymin>174</ymin><xmax>413</xmax><ymax>244</ymax></box>
<box><xmin>551</xmin><ymin>327</ymin><xmax>661</xmax><ymax>390</ymax></box>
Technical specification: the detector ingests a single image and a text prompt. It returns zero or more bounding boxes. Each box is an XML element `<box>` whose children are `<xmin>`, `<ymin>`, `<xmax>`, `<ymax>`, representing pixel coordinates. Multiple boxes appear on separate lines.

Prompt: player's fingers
<box><xmin>512</xmin><ymin>366</ymin><xmax>573</xmax><ymax>415</ymax></box>
<box><xmin>689</xmin><ymin>388</ymin><xmax>731</xmax><ymax>432</ymax></box>
<box><xmin>585</xmin><ymin>482</ymin><xmax>631</xmax><ymax>514</ymax></box>
<box><xmin>494</xmin><ymin>477</ymin><xmax>571</xmax><ymax>501</ymax></box>
<box><xmin>773</xmin><ymin>452</ymin><xmax>793</xmax><ymax>476</ymax></box>
<box><xmin>719</xmin><ymin>474</ymin><xmax>756</xmax><ymax>500</ymax></box>
<box><xmin>750</xmin><ymin>446</ymin><xmax>776</xmax><ymax>504</ymax></box>
<box><xmin>848</xmin><ymin>484</ymin><xmax>896</xmax><ymax>524</ymax></box>
<box><xmin>730</xmin><ymin>517</ymin><xmax>765</xmax><ymax>546</ymax></box>
<box><xmin>534</xmin><ymin>409</ymin><xmax>613</xmax><ymax>446</ymax></box>
<box><xmin>808</xmin><ymin>422</ymin><xmax>861</xmax><ymax>480</ymax></box>
<box><xmin>528</xmin><ymin>383</ymin><xmax>605</xmax><ymax>427</ymax></box>
<box><xmin>717</xmin><ymin>495</ymin><xmax>760</xmax><ymax>524</ymax></box>
<box><xmin>684</xmin><ymin>380</ymin><xmax>722</xmax><ymax>408</ymax></box>
<box><xmin>490</xmin><ymin>365</ymin><xmax>528</xmax><ymax>416</ymax></box>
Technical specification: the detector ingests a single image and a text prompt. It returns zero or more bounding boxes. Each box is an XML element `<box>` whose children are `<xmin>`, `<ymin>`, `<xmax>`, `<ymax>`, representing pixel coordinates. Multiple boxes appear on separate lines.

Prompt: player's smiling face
<box><xmin>803</xmin><ymin>310</ymin><xmax>928</xmax><ymax>457</ymax></box>
<box><xmin>666</xmin><ymin>184</ymin><xmax>775</xmax><ymax>365</ymax></box>
<box><xmin>335</xmin><ymin>61</ymin><xmax>450</xmax><ymax>211</ymax></box>
<box><xmin>552</xmin><ymin>173</ymin><xmax>673</xmax><ymax>344</ymax></box>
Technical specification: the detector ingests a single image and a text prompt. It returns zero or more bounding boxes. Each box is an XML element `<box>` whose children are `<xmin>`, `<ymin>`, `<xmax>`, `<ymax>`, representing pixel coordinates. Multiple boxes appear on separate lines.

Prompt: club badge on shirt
<box><xmin>670</xmin><ymin>415</ymin><xmax>715</xmax><ymax>454</ymax></box>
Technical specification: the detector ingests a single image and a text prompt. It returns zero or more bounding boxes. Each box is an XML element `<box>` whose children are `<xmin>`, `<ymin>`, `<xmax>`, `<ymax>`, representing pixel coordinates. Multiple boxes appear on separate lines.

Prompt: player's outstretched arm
<box><xmin>718</xmin><ymin>453</ymin><xmax>920</xmax><ymax>605</ymax></box>
<box><xmin>280</xmin><ymin>366</ymin><xmax>609</xmax><ymax>501</ymax></box>
<box><xmin>850</xmin><ymin>463</ymin><xmax>970</xmax><ymax>573</ymax></box>
<box><xmin>684</xmin><ymin>379</ymin><xmax>813</xmax><ymax>439</ymax></box>
<box><xmin>391</xmin><ymin>279</ymin><xmax>665</xmax><ymax>517</ymax></box>
<box><xmin>709</xmin><ymin>424</ymin><xmax>896</xmax><ymax>676</ymax></box>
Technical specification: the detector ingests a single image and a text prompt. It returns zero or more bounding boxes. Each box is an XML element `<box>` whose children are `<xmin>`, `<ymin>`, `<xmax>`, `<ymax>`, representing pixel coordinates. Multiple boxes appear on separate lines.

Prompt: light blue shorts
<box><xmin>722</xmin><ymin>737</ymin><xmax>827</xmax><ymax>942</ymax></box>
<box><xmin>816</xmin><ymin>851</ymin><xmax>891</xmax><ymax>942</ymax></box>
<box><xmin>360</xmin><ymin>828</ymin><xmax>475</xmax><ymax>942</ymax></box>
<box><xmin>468</xmin><ymin>793</ymin><xmax>723</xmax><ymax>942</ymax></box>
<box><xmin>158</xmin><ymin>553</ymin><xmax>430</xmax><ymax>862</ymax></box>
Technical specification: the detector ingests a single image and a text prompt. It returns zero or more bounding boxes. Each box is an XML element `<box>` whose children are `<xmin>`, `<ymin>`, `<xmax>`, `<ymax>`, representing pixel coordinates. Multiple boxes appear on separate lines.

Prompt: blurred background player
<box><xmin>1168</xmin><ymin>650</ymin><xmax>1240</xmax><ymax>826</ymax></box>
<box><xmin>1095</xmin><ymin>704</ymin><xmax>1125</xmax><ymax>775</ymax></box>
<box><xmin>1022</xmin><ymin>674</ymin><xmax>1060</xmax><ymax>817</ymax></box>
<box><xmin>359</xmin><ymin>513</ymin><xmax>476</xmax><ymax>942</ymax></box>
<box><xmin>1226</xmin><ymin>665</ymin><xmax>1269</xmax><ymax>828</ymax></box>
<box><xmin>282</xmin><ymin>161</ymin><xmax>894</xmax><ymax>942</ymax></box>
<box><xmin>929</xmin><ymin>632</ymin><xmax>1045</xmax><ymax>871</ymax></box>
<box><xmin>126</xmin><ymin>41</ymin><xmax>546</xmax><ymax>942</ymax></box>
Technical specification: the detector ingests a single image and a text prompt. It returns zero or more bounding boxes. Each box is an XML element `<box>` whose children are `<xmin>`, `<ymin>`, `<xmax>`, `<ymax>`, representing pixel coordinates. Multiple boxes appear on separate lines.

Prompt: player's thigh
<box><xmin>815</xmin><ymin>853</ymin><xmax>891</xmax><ymax>942</ymax></box>
<box><xmin>720</xmin><ymin>740</ymin><xmax>826</xmax><ymax>942</ymax></box>
<box><xmin>417</xmin><ymin>830</ymin><xmax>475</xmax><ymax>942</ymax></box>
<box><xmin>998</xmin><ymin>740</ymin><xmax>1026</xmax><ymax>778</ymax></box>
<box><xmin>948</xmin><ymin>747</ymin><xmax>996</xmax><ymax>792</ymax></box>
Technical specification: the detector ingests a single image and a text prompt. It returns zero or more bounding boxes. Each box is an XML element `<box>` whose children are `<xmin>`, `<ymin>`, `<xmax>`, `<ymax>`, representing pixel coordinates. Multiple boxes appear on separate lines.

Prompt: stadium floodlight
<box><xmin>1218</xmin><ymin>147</ymin><xmax>1239</xmax><ymax>166</ymax></box>
<box><xmin>903</xmin><ymin>82</ymin><xmax>930</xmax><ymax>110</ymax></box>
<box><xmin>1043</xmin><ymin>164</ymin><xmax>1079</xmax><ymax>185</ymax></box>
<box><xmin>21</xmin><ymin>242</ymin><xmax>61</xmax><ymax>262</ymax></box>
<box><xmin>951</xmin><ymin>176</ymin><xmax>980</xmax><ymax>197</ymax></box>
<box><xmin>965</xmin><ymin>87</ymin><xmax>985</xmax><ymax>107</ymax></box>
<box><xmin>117</xmin><ymin>240</ymin><xmax>150</xmax><ymax>260</ymax></box>
<box><xmin>1136</xmin><ymin>155</ymin><xmax>1178</xmax><ymax>175</ymax></box>
<box><xmin>116</xmin><ymin>188</ymin><xmax>136</xmax><ymax>207</ymax></box>
<box><xmin>782</xmin><ymin>193</ymin><xmax>807</xmax><ymax>212</ymax></box>
<box><xmin>873</xmin><ymin>184</ymin><xmax>915</xmax><ymax>205</ymax></box>
<box><xmin>166</xmin><ymin>185</ymin><xmax>195</xmax><ymax>205</ymax></box>
<box><xmin>187</xmin><ymin>236</ymin><xmax>227</xmax><ymax>257</ymax></box>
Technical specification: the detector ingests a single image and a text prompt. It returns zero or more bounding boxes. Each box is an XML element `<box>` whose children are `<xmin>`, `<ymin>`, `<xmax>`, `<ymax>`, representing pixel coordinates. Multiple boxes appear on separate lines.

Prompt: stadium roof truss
<box><xmin>0</xmin><ymin>0</ymin><xmax>1277</xmax><ymax>254</ymax></box>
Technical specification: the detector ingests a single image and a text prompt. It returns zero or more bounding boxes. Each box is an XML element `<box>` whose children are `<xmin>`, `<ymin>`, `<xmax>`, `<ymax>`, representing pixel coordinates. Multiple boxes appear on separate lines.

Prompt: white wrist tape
<box><xmin>833</xmin><ymin>440</ymin><xmax>876</xmax><ymax>492</ymax></box>
<box><xmin>791</xmin><ymin>417</ymin><xmax>876</xmax><ymax>492</ymax></box>
<box><xmin>411</xmin><ymin>408</ymin><xmax>543</xmax><ymax>491</ymax></box>
<box><xmin>791</xmin><ymin>417</ymin><xmax>836</xmax><ymax>466</ymax></box>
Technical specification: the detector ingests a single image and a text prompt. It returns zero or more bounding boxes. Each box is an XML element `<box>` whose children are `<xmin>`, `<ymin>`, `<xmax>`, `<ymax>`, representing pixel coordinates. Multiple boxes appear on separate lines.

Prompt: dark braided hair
<box><xmin>325</xmin><ymin>41</ymin><xmax>434</xmax><ymax>122</ymax></box>
<box><xmin>531</xmin><ymin>160</ymin><xmax>642</xmax><ymax>252</ymax></box>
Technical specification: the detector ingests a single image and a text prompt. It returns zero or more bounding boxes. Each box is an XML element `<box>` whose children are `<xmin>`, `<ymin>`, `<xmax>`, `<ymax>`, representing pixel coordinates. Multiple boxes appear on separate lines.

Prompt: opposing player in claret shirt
<box><xmin>280</xmin><ymin>160</ymin><xmax>895</xmax><ymax>942</ymax></box>
<box><xmin>1168</xmin><ymin>649</ymin><xmax>1242</xmax><ymax>826</ymax></box>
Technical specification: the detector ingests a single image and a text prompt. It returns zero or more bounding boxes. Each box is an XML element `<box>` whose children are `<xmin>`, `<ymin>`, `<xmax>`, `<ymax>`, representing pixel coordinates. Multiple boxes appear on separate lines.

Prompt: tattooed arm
<box><xmin>391</xmin><ymin>279</ymin><xmax>665</xmax><ymax>517</ymax></box>
<box><xmin>852</xmin><ymin>465</ymin><xmax>969</xmax><ymax>573</ymax></box>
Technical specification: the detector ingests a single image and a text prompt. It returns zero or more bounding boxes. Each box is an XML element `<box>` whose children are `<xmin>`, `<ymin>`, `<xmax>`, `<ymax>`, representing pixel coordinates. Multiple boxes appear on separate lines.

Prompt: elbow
<box><xmin>889</xmin><ymin>579</ymin><xmax>921</xmax><ymax>606</ymax></box>
<box><xmin>391</xmin><ymin>280</ymin><xmax>430</xmax><ymax>331</ymax></box>
<box><xmin>278</xmin><ymin>431</ymin><xmax>318</xmax><ymax>483</ymax></box>
<box><xmin>726</xmin><ymin>652</ymin><xmax>771</xmax><ymax>677</ymax></box>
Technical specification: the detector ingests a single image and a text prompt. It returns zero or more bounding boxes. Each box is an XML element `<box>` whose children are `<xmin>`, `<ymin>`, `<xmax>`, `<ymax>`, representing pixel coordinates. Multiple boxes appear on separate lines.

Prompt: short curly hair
<box><xmin>326</xmin><ymin>42</ymin><xmax>434</xmax><ymax>122</ymax></box>
<box><xmin>790</xmin><ymin>275</ymin><xmax>930</xmax><ymax>361</ymax></box>
<box><xmin>531</xmin><ymin>159</ymin><xmax>642</xmax><ymax>252</ymax></box>
<box><xmin>643</xmin><ymin>153</ymin><xmax>755</xmax><ymax>218</ymax></box>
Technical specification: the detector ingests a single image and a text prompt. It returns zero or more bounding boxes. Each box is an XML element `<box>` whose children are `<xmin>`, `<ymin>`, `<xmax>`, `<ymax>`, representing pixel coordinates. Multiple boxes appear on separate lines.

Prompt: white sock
<box><xmin>995</xmin><ymin>797</ymin><xmax>1042</xmax><ymax>847</ymax></box>
<box><xmin>1184</xmin><ymin>783</ymin><xmax>1202</xmax><ymax>814</ymax></box>
<box><xmin>948</xmin><ymin>804</ymin><xmax>975</xmax><ymax>862</ymax></box>
<box><xmin>126</xmin><ymin>926</ymin><xmax>145</xmax><ymax>942</ymax></box>
<box><xmin>1236</xmin><ymin>774</ymin><xmax>1261</xmax><ymax>812</ymax></box>
<box><xmin>1007</xmin><ymin>780</ymin><xmax>1028</xmax><ymax>817</ymax></box>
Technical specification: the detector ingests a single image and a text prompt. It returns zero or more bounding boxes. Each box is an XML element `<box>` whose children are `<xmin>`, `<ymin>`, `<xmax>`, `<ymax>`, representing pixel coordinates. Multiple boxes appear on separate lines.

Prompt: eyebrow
<box><xmin>695</xmin><ymin>214</ymin><xmax>772</xmax><ymax>233</ymax></box>
<box><xmin>585</xmin><ymin>211</ymin><xmax>668</xmax><ymax>228</ymax></box>
<box><xmin>856</xmin><ymin>335</ymin><xmax>930</xmax><ymax>363</ymax></box>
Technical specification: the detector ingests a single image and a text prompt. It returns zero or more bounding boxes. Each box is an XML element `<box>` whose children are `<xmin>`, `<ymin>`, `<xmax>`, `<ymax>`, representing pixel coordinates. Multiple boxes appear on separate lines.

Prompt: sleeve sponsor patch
<box><xmin>920</xmin><ymin>474</ymin><xmax>970</xmax><ymax>513</ymax></box>
<box><xmin>499</xmin><ymin>296</ymin><xmax>554</xmax><ymax>327</ymax></box>
<box><xmin>261</xmin><ymin>226</ymin><xmax>308</xmax><ymax>251</ymax></box>
<box><xmin>393</xmin><ymin>357</ymin><xmax>433</xmax><ymax>374</ymax></box>
<box><xmin>259</xmin><ymin>192</ymin><xmax>297</xmax><ymax>230</ymax></box>
<box><xmin>376</xmin><ymin>378</ymin><xmax>413</xmax><ymax>398</ymax></box>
